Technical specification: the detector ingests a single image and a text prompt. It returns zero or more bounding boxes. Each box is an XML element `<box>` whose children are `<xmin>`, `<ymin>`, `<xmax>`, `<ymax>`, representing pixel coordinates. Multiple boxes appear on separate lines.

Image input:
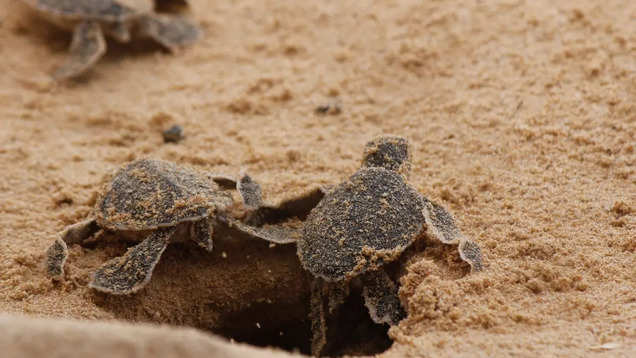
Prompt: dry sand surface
<box><xmin>0</xmin><ymin>314</ymin><xmax>300</xmax><ymax>358</ymax></box>
<box><xmin>0</xmin><ymin>0</ymin><xmax>635</xmax><ymax>357</ymax></box>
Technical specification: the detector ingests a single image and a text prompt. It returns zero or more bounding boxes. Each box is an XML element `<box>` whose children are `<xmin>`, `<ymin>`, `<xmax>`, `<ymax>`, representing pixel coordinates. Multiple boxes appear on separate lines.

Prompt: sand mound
<box><xmin>0</xmin><ymin>314</ymin><xmax>296</xmax><ymax>358</ymax></box>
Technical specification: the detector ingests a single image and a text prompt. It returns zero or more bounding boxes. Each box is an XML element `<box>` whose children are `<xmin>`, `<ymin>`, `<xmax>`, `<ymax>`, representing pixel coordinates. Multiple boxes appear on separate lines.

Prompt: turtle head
<box><xmin>361</xmin><ymin>135</ymin><xmax>412</xmax><ymax>177</ymax></box>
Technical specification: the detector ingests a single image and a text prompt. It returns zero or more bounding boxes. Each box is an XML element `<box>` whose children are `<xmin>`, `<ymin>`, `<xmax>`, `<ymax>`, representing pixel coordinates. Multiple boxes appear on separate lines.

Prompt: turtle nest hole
<box><xmin>88</xmin><ymin>225</ymin><xmax>394</xmax><ymax>356</ymax></box>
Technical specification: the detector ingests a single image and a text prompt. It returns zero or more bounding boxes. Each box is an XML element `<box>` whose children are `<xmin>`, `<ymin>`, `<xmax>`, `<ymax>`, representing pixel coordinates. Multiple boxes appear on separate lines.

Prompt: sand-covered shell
<box><xmin>97</xmin><ymin>159</ymin><xmax>232</xmax><ymax>231</ymax></box>
<box><xmin>297</xmin><ymin>167</ymin><xmax>426</xmax><ymax>281</ymax></box>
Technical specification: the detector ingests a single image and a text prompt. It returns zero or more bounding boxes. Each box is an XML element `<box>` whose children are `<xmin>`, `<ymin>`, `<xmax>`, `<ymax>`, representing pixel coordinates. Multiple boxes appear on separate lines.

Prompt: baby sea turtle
<box><xmin>295</xmin><ymin>136</ymin><xmax>483</xmax><ymax>355</ymax></box>
<box><xmin>45</xmin><ymin>159</ymin><xmax>267</xmax><ymax>295</ymax></box>
<box><xmin>20</xmin><ymin>0</ymin><xmax>201</xmax><ymax>79</ymax></box>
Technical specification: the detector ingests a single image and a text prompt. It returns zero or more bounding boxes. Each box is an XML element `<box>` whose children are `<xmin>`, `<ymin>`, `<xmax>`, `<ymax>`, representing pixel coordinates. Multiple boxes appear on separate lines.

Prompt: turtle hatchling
<box><xmin>20</xmin><ymin>0</ymin><xmax>202</xmax><ymax>79</ymax></box>
<box><xmin>45</xmin><ymin>159</ymin><xmax>269</xmax><ymax>295</ymax></box>
<box><xmin>295</xmin><ymin>136</ymin><xmax>483</xmax><ymax>355</ymax></box>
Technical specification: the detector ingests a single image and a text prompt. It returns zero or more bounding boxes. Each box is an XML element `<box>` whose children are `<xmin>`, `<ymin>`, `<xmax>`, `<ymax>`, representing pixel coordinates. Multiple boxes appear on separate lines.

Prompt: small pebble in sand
<box><xmin>315</xmin><ymin>102</ymin><xmax>342</xmax><ymax>115</ymax></box>
<box><xmin>162</xmin><ymin>125</ymin><xmax>185</xmax><ymax>143</ymax></box>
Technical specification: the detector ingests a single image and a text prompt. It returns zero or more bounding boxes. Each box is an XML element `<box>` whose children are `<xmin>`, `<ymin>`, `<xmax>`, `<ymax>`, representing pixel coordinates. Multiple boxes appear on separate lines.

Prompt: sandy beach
<box><xmin>0</xmin><ymin>0</ymin><xmax>634</xmax><ymax>357</ymax></box>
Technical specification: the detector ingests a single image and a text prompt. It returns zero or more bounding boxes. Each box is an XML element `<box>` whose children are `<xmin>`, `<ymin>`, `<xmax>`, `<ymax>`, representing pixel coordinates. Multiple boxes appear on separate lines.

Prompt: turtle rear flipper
<box><xmin>246</xmin><ymin>186</ymin><xmax>327</xmax><ymax>226</ymax></box>
<box><xmin>422</xmin><ymin>197</ymin><xmax>484</xmax><ymax>272</ymax></box>
<box><xmin>138</xmin><ymin>14</ymin><xmax>201</xmax><ymax>52</ymax></box>
<box><xmin>223</xmin><ymin>180</ymin><xmax>323</xmax><ymax>244</ymax></box>
<box><xmin>89</xmin><ymin>227</ymin><xmax>175</xmax><ymax>295</ymax></box>
<box><xmin>222</xmin><ymin>216</ymin><xmax>300</xmax><ymax>244</ymax></box>
<box><xmin>209</xmin><ymin>172</ymin><xmax>264</xmax><ymax>209</ymax></box>
<box><xmin>53</xmin><ymin>21</ymin><xmax>106</xmax><ymax>80</ymax></box>
<box><xmin>45</xmin><ymin>218</ymin><xmax>99</xmax><ymax>279</ymax></box>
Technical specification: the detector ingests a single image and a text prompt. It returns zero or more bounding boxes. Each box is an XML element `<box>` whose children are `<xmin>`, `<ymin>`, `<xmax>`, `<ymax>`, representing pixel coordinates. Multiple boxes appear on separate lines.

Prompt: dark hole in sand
<box><xmin>154</xmin><ymin>0</ymin><xmax>190</xmax><ymax>14</ymax></box>
<box><xmin>89</xmin><ymin>224</ymin><xmax>393</xmax><ymax>356</ymax></box>
<box><xmin>245</xmin><ymin>187</ymin><xmax>326</xmax><ymax>227</ymax></box>
<box><xmin>316</xmin><ymin>287</ymin><xmax>394</xmax><ymax>357</ymax></box>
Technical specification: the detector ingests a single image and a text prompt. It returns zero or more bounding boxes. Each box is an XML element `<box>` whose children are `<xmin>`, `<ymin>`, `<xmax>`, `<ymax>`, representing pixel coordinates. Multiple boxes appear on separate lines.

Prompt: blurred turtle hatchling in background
<box><xmin>19</xmin><ymin>0</ymin><xmax>201</xmax><ymax>79</ymax></box>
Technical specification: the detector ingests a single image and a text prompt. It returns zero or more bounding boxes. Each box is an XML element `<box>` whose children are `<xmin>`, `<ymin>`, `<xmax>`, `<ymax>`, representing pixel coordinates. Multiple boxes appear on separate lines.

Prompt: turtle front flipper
<box><xmin>137</xmin><ymin>14</ymin><xmax>201</xmax><ymax>52</ymax></box>
<box><xmin>421</xmin><ymin>196</ymin><xmax>484</xmax><ymax>272</ymax></box>
<box><xmin>89</xmin><ymin>227</ymin><xmax>175</xmax><ymax>295</ymax></box>
<box><xmin>237</xmin><ymin>172</ymin><xmax>263</xmax><ymax>210</ymax></box>
<box><xmin>190</xmin><ymin>219</ymin><xmax>214</xmax><ymax>252</ymax></box>
<box><xmin>210</xmin><ymin>175</ymin><xmax>237</xmax><ymax>190</ymax></box>
<box><xmin>245</xmin><ymin>186</ymin><xmax>328</xmax><ymax>227</ymax></box>
<box><xmin>309</xmin><ymin>279</ymin><xmax>350</xmax><ymax>357</ymax></box>
<box><xmin>46</xmin><ymin>218</ymin><xmax>99</xmax><ymax>279</ymax></box>
<box><xmin>53</xmin><ymin>21</ymin><xmax>106</xmax><ymax>80</ymax></box>
<box><xmin>361</xmin><ymin>270</ymin><xmax>406</xmax><ymax>325</ymax></box>
<box><xmin>209</xmin><ymin>172</ymin><xmax>263</xmax><ymax>209</ymax></box>
<box><xmin>459</xmin><ymin>239</ymin><xmax>484</xmax><ymax>272</ymax></box>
